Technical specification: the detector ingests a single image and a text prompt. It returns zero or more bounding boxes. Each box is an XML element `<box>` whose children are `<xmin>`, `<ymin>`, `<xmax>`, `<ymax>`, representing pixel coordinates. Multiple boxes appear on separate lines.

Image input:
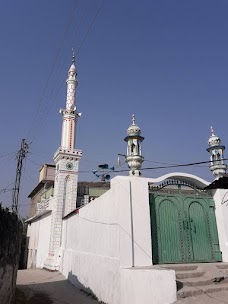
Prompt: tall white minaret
<box><xmin>207</xmin><ymin>126</ymin><xmax>227</xmax><ymax>179</ymax></box>
<box><xmin>44</xmin><ymin>55</ymin><xmax>82</xmax><ymax>271</ymax></box>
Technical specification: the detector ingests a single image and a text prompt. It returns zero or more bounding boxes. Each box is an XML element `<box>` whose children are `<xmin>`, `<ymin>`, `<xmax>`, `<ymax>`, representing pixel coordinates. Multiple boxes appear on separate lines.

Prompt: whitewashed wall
<box><xmin>60</xmin><ymin>176</ymin><xmax>177</xmax><ymax>304</ymax></box>
<box><xmin>213</xmin><ymin>188</ymin><xmax>228</xmax><ymax>262</ymax></box>
<box><xmin>27</xmin><ymin>212</ymin><xmax>51</xmax><ymax>269</ymax></box>
<box><xmin>61</xmin><ymin>183</ymin><xmax>120</xmax><ymax>304</ymax></box>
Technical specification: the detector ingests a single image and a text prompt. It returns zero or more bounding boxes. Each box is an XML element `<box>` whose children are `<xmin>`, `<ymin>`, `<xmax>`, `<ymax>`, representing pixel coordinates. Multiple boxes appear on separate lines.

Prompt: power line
<box><xmin>27</xmin><ymin>158</ymin><xmax>43</xmax><ymax>167</ymax></box>
<box><xmin>76</xmin><ymin>0</ymin><xmax>105</xmax><ymax>55</ymax></box>
<box><xmin>27</xmin><ymin>0</ymin><xmax>79</xmax><ymax>141</ymax></box>
<box><xmin>143</xmin><ymin>158</ymin><xmax>208</xmax><ymax>168</ymax></box>
<box><xmin>0</xmin><ymin>151</ymin><xmax>17</xmax><ymax>159</ymax></box>
<box><xmin>0</xmin><ymin>153</ymin><xmax>17</xmax><ymax>170</ymax></box>
<box><xmin>26</xmin><ymin>155</ymin><xmax>226</xmax><ymax>174</ymax></box>
<box><xmin>114</xmin><ymin>158</ymin><xmax>228</xmax><ymax>173</ymax></box>
<box><xmin>30</xmin><ymin>1</ymin><xmax>105</xmax><ymax>143</ymax></box>
<box><xmin>30</xmin><ymin>5</ymin><xmax>86</xmax><ymax>143</ymax></box>
<box><xmin>0</xmin><ymin>181</ymin><xmax>14</xmax><ymax>194</ymax></box>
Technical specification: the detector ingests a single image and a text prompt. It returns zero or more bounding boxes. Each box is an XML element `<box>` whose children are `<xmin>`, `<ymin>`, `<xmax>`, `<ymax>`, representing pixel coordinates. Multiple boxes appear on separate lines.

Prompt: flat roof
<box><xmin>28</xmin><ymin>180</ymin><xmax>54</xmax><ymax>198</ymax></box>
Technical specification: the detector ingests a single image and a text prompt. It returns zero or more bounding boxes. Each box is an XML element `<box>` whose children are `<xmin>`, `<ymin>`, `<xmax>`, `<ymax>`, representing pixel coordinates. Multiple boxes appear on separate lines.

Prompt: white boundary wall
<box><xmin>60</xmin><ymin>176</ymin><xmax>177</xmax><ymax>304</ymax></box>
<box><xmin>27</xmin><ymin>212</ymin><xmax>52</xmax><ymax>269</ymax></box>
<box><xmin>27</xmin><ymin>172</ymin><xmax>228</xmax><ymax>303</ymax></box>
<box><xmin>213</xmin><ymin>189</ymin><xmax>228</xmax><ymax>262</ymax></box>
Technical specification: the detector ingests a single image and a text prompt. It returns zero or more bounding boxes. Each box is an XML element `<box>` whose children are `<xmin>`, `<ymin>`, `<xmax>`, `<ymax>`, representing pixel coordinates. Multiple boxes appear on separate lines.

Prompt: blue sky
<box><xmin>0</xmin><ymin>0</ymin><xmax>228</xmax><ymax>216</ymax></box>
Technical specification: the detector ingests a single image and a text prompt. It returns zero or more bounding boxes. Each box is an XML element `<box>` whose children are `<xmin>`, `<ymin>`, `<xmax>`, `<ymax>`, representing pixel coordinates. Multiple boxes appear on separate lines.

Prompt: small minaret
<box><xmin>124</xmin><ymin>114</ymin><xmax>144</xmax><ymax>176</ymax></box>
<box><xmin>44</xmin><ymin>54</ymin><xmax>82</xmax><ymax>270</ymax></box>
<box><xmin>207</xmin><ymin>126</ymin><xmax>227</xmax><ymax>179</ymax></box>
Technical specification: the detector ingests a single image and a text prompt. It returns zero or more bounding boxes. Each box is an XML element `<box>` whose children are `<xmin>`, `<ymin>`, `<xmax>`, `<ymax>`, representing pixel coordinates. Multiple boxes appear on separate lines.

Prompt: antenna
<box><xmin>117</xmin><ymin>153</ymin><xmax>126</xmax><ymax>166</ymax></box>
<box><xmin>92</xmin><ymin>164</ymin><xmax>114</xmax><ymax>182</ymax></box>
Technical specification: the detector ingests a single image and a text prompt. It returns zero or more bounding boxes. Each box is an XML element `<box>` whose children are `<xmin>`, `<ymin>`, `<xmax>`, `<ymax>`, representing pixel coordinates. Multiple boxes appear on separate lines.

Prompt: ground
<box><xmin>175</xmin><ymin>292</ymin><xmax>228</xmax><ymax>304</ymax></box>
<box><xmin>16</xmin><ymin>269</ymin><xmax>100</xmax><ymax>304</ymax></box>
<box><xmin>16</xmin><ymin>269</ymin><xmax>228</xmax><ymax>304</ymax></box>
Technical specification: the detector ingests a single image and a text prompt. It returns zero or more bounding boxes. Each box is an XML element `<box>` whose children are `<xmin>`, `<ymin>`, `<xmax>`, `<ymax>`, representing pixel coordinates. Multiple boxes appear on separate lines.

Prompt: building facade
<box><xmin>26</xmin><ymin>57</ymin><xmax>228</xmax><ymax>304</ymax></box>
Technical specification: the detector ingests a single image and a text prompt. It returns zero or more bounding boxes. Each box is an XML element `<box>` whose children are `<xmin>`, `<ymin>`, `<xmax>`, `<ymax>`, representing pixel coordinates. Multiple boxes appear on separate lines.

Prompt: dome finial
<box><xmin>72</xmin><ymin>48</ymin><xmax>75</xmax><ymax>64</ymax></box>
<box><xmin>132</xmin><ymin>114</ymin><xmax>135</xmax><ymax>125</ymax></box>
<box><xmin>211</xmin><ymin>126</ymin><xmax>215</xmax><ymax>136</ymax></box>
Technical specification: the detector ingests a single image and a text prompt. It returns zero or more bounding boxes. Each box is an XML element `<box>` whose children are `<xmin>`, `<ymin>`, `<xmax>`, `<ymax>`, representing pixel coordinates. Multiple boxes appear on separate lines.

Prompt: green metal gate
<box><xmin>149</xmin><ymin>181</ymin><xmax>222</xmax><ymax>264</ymax></box>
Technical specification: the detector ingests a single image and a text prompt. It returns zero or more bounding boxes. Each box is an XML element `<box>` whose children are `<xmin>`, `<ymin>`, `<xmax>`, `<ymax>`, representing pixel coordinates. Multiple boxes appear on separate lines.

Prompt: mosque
<box><xmin>26</xmin><ymin>56</ymin><xmax>228</xmax><ymax>304</ymax></box>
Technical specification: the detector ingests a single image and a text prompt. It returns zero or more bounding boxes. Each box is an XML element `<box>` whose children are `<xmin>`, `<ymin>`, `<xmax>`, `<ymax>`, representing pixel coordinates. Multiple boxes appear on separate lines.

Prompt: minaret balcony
<box><xmin>54</xmin><ymin>146</ymin><xmax>82</xmax><ymax>162</ymax></box>
<box><xmin>210</xmin><ymin>163</ymin><xmax>227</xmax><ymax>171</ymax></box>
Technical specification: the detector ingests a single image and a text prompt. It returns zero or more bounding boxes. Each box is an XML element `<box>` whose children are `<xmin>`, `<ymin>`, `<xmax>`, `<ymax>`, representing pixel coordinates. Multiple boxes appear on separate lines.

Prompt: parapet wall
<box><xmin>0</xmin><ymin>205</ymin><xmax>23</xmax><ymax>304</ymax></box>
<box><xmin>60</xmin><ymin>176</ymin><xmax>176</xmax><ymax>304</ymax></box>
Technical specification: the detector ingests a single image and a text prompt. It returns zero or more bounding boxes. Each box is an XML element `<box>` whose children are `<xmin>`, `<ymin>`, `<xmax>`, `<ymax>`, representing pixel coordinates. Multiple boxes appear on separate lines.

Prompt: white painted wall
<box><xmin>120</xmin><ymin>267</ymin><xmax>176</xmax><ymax>304</ymax></box>
<box><xmin>213</xmin><ymin>188</ymin><xmax>228</xmax><ymax>262</ymax></box>
<box><xmin>27</xmin><ymin>172</ymin><xmax>217</xmax><ymax>304</ymax></box>
<box><xmin>61</xmin><ymin>185</ymin><xmax>120</xmax><ymax>304</ymax></box>
<box><xmin>27</xmin><ymin>212</ymin><xmax>52</xmax><ymax>269</ymax></box>
<box><xmin>60</xmin><ymin>175</ymin><xmax>177</xmax><ymax>304</ymax></box>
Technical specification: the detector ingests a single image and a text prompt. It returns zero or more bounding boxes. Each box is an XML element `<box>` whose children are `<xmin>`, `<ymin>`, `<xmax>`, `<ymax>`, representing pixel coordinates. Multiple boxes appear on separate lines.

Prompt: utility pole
<box><xmin>12</xmin><ymin>139</ymin><xmax>29</xmax><ymax>214</ymax></box>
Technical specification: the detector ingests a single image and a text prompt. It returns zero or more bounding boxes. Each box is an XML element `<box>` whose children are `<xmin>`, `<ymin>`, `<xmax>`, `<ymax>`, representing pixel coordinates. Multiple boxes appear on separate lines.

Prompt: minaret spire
<box><xmin>211</xmin><ymin>126</ymin><xmax>215</xmax><ymax>136</ymax></box>
<box><xmin>72</xmin><ymin>48</ymin><xmax>75</xmax><ymax>64</ymax></box>
<box><xmin>59</xmin><ymin>54</ymin><xmax>81</xmax><ymax>149</ymax></box>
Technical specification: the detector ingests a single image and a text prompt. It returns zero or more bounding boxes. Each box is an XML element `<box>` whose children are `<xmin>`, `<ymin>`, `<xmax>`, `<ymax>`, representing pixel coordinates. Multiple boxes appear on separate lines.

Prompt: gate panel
<box><xmin>208</xmin><ymin>198</ymin><xmax>222</xmax><ymax>261</ymax></box>
<box><xmin>188</xmin><ymin>201</ymin><xmax>212</xmax><ymax>262</ymax></box>
<box><xmin>159</xmin><ymin>199</ymin><xmax>183</xmax><ymax>263</ymax></box>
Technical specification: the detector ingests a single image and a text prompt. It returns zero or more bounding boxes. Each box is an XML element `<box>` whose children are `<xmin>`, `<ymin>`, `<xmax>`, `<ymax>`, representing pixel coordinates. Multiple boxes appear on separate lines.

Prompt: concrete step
<box><xmin>177</xmin><ymin>282</ymin><xmax>228</xmax><ymax>299</ymax></box>
<box><xmin>162</xmin><ymin>263</ymin><xmax>228</xmax><ymax>299</ymax></box>
<box><xmin>180</xmin><ymin>276</ymin><xmax>228</xmax><ymax>287</ymax></box>
<box><xmin>176</xmin><ymin>271</ymin><xmax>205</xmax><ymax>279</ymax></box>
<box><xmin>163</xmin><ymin>264</ymin><xmax>199</xmax><ymax>272</ymax></box>
<box><xmin>216</xmin><ymin>264</ymin><xmax>228</xmax><ymax>270</ymax></box>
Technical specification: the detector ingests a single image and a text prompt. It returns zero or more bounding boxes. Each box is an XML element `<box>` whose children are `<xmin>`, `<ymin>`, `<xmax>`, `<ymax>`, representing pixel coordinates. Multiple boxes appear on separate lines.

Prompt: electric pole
<box><xmin>12</xmin><ymin>139</ymin><xmax>29</xmax><ymax>214</ymax></box>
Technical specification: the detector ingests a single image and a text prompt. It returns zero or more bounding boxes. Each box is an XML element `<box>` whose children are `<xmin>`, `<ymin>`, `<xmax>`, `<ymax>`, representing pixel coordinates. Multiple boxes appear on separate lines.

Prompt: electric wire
<box><xmin>30</xmin><ymin>5</ymin><xmax>87</xmax><ymax>143</ymax></box>
<box><xmin>0</xmin><ymin>181</ymin><xmax>15</xmax><ymax>194</ymax></box>
<box><xmin>144</xmin><ymin>158</ymin><xmax>208</xmax><ymax>168</ymax></box>
<box><xmin>0</xmin><ymin>153</ymin><xmax>17</xmax><ymax>171</ymax></box>
<box><xmin>27</xmin><ymin>0</ymin><xmax>79</xmax><ymax>141</ymax></box>
<box><xmin>24</xmin><ymin>167</ymin><xmax>37</xmax><ymax>185</ymax></box>
<box><xmin>76</xmin><ymin>0</ymin><xmax>105</xmax><ymax>55</ymax></box>
<box><xmin>0</xmin><ymin>151</ymin><xmax>17</xmax><ymax>159</ymax></box>
<box><xmin>30</xmin><ymin>0</ymin><xmax>105</xmax><ymax>143</ymax></box>
<box><xmin>26</xmin><ymin>156</ymin><xmax>228</xmax><ymax>174</ymax></box>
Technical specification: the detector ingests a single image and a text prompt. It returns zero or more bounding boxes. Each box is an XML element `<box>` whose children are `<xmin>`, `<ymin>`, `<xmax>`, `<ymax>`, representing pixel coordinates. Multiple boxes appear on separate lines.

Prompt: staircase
<box><xmin>161</xmin><ymin>263</ymin><xmax>228</xmax><ymax>300</ymax></box>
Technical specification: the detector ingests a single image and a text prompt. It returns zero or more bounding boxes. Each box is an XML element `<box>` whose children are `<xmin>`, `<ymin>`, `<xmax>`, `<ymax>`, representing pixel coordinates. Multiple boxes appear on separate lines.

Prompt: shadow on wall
<box><xmin>68</xmin><ymin>271</ymin><xmax>106</xmax><ymax>303</ymax></box>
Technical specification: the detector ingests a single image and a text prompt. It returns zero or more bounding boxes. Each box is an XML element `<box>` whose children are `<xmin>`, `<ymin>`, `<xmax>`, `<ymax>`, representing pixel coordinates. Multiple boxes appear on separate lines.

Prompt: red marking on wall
<box><xmin>69</xmin><ymin>121</ymin><xmax>72</xmax><ymax>148</ymax></box>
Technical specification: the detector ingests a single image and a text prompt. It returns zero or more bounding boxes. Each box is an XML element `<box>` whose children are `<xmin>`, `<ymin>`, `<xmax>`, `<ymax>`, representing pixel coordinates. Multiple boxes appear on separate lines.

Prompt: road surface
<box><xmin>16</xmin><ymin>269</ymin><xmax>100</xmax><ymax>304</ymax></box>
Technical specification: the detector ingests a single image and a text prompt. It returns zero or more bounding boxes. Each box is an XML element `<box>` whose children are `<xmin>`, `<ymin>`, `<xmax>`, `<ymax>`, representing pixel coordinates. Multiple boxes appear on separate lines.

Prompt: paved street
<box><xmin>16</xmin><ymin>269</ymin><xmax>99</xmax><ymax>304</ymax></box>
<box><xmin>175</xmin><ymin>291</ymin><xmax>228</xmax><ymax>304</ymax></box>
